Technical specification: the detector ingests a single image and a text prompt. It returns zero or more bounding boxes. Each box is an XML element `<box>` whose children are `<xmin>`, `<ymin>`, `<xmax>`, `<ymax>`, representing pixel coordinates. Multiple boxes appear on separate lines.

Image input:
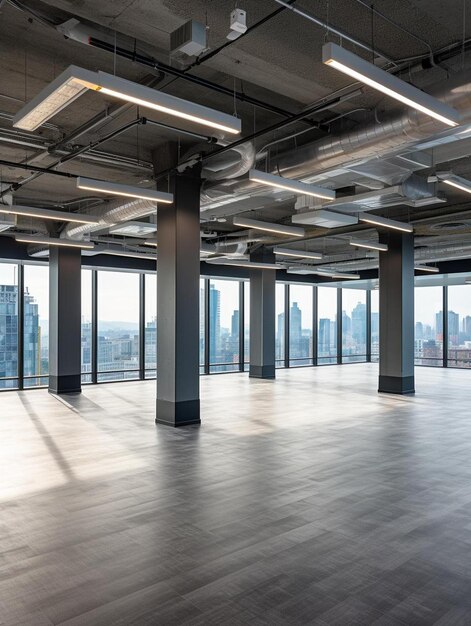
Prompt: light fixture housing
<box><xmin>15</xmin><ymin>234</ymin><xmax>95</xmax><ymax>249</ymax></box>
<box><xmin>205</xmin><ymin>258</ymin><xmax>279</xmax><ymax>270</ymax></box>
<box><xmin>0</xmin><ymin>204</ymin><xmax>100</xmax><ymax>224</ymax></box>
<box><xmin>314</xmin><ymin>269</ymin><xmax>360</xmax><ymax>280</ymax></box>
<box><xmin>465</xmin><ymin>279</ymin><xmax>471</xmax><ymax>284</ymax></box>
<box><xmin>249</xmin><ymin>169</ymin><xmax>335</xmax><ymax>201</ymax></box>
<box><xmin>144</xmin><ymin>238</ymin><xmax>158</xmax><ymax>247</ymax></box>
<box><xmin>77</xmin><ymin>177</ymin><xmax>173</xmax><ymax>203</ymax></box>
<box><xmin>322</xmin><ymin>42</ymin><xmax>461</xmax><ymax>127</ymax></box>
<box><xmin>96</xmin><ymin>248</ymin><xmax>156</xmax><ymax>260</ymax></box>
<box><xmin>358</xmin><ymin>212</ymin><xmax>414</xmax><ymax>233</ymax></box>
<box><xmin>273</xmin><ymin>246</ymin><xmax>323</xmax><ymax>260</ymax></box>
<box><xmin>12</xmin><ymin>65</ymin><xmax>99</xmax><ymax>131</ymax></box>
<box><xmin>233</xmin><ymin>216</ymin><xmax>305</xmax><ymax>237</ymax></box>
<box><xmin>13</xmin><ymin>65</ymin><xmax>241</xmax><ymax>135</ymax></box>
<box><xmin>349</xmin><ymin>239</ymin><xmax>388</xmax><ymax>252</ymax></box>
<box><xmin>439</xmin><ymin>173</ymin><xmax>471</xmax><ymax>195</ymax></box>
<box><xmin>414</xmin><ymin>265</ymin><xmax>439</xmax><ymax>273</ymax></box>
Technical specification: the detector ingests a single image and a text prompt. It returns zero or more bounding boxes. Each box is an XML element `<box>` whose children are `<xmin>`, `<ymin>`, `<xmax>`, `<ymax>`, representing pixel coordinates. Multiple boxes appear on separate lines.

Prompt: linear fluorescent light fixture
<box><xmin>358</xmin><ymin>212</ymin><xmax>414</xmax><ymax>233</ymax></box>
<box><xmin>322</xmin><ymin>42</ymin><xmax>461</xmax><ymax>127</ymax></box>
<box><xmin>249</xmin><ymin>169</ymin><xmax>335</xmax><ymax>201</ymax></box>
<box><xmin>77</xmin><ymin>177</ymin><xmax>173</xmax><ymax>203</ymax></box>
<box><xmin>12</xmin><ymin>65</ymin><xmax>99</xmax><ymax>131</ymax></box>
<box><xmin>99</xmin><ymin>249</ymin><xmax>156</xmax><ymax>260</ymax></box>
<box><xmin>414</xmin><ymin>264</ymin><xmax>439</xmax><ymax>273</ymax></box>
<box><xmin>349</xmin><ymin>239</ymin><xmax>388</xmax><ymax>252</ymax></box>
<box><xmin>13</xmin><ymin>65</ymin><xmax>241</xmax><ymax>135</ymax></box>
<box><xmin>144</xmin><ymin>238</ymin><xmax>158</xmax><ymax>247</ymax></box>
<box><xmin>315</xmin><ymin>269</ymin><xmax>361</xmax><ymax>280</ymax></box>
<box><xmin>466</xmin><ymin>279</ymin><xmax>471</xmax><ymax>284</ymax></box>
<box><xmin>439</xmin><ymin>174</ymin><xmax>471</xmax><ymax>195</ymax></box>
<box><xmin>15</xmin><ymin>234</ymin><xmax>95</xmax><ymax>249</ymax></box>
<box><xmin>273</xmin><ymin>246</ymin><xmax>323</xmax><ymax>260</ymax></box>
<box><xmin>233</xmin><ymin>216</ymin><xmax>305</xmax><ymax>237</ymax></box>
<box><xmin>0</xmin><ymin>204</ymin><xmax>100</xmax><ymax>224</ymax></box>
<box><xmin>206</xmin><ymin>258</ymin><xmax>278</xmax><ymax>270</ymax></box>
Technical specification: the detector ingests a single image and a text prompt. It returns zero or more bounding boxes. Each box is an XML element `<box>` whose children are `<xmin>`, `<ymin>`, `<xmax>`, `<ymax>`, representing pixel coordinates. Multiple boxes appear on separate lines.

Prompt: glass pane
<box><xmin>318</xmin><ymin>287</ymin><xmax>337</xmax><ymax>364</ymax></box>
<box><xmin>244</xmin><ymin>281</ymin><xmax>250</xmax><ymax>370</ymax></box>
<box><xmin>289</xmin><ymin>284</ymin><xmax>313</xmax><ymax>366</ymax></box>
<box><xmin>342</xmin><ymin>289</ymin><xmax>367</xmax><ymax>363</ymax></box>
<box><xmin>209</xmin><ymin>279</ymin><xmax>240</xmax><ymax>373</ymax></box>
<box><xmin>145</xmin><ymin>274</ymin><xmax>156</xmax><ymax>373</ymax></box>
<box><xmin>275</xmin><ymin>283</ymin><xmax>285</xmax><ymax>367</ymax></box>
<box><xmin>371</xmin><ymin>289</ymin><xmax>379</xmax><ymax>363</ymax></box>
<box><xmin>24</xmin><ymin>264</ymin><xmax>49</xmax><ymax>386</ymax></box>
<box><xmin>415</xmin><ymin>286</ymin><xmax>443</xmax><ymax>366</ymax></box>
<box><xmin>0</xmin><ymin>263</ymin><xmax>19</xmax><ymax>389</ymax></box>
<box><xmin>81</xmin><ymin>269</ymin><xmax>92</xmax><ymax>381</ymax></box>
<box><xmin>447</xmin><ymin>285</ymin><xmax>471</xmax><ymax>368</ymax></box>
<box><xmin>97</xmin><ymin>271</ymin><xmax>140</xmax><ymax>381</ymax></box>
<box><xmin>200</xmin><ymin>278</ymin><xmax>205</xmax><ymax>373</ymax></box>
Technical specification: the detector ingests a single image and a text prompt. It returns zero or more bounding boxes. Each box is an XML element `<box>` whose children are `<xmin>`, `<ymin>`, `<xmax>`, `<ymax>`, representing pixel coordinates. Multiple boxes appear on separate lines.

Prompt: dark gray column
<box><xmin>249</xmin><ymin>247</ymin><xmax>276</xmax><ymax>379</ymax></box>
<box><xmin>156</xmin><ymin>165</ymin><xmax>201</xmax><ymax>426</ymax></box>
<box><xmin>48</xmin><ymin>247</ymin><xmax>82</xmax><ymax>394</ymax></box>
<box><xmin>378</xmin><ymin>231</ymin><xmax>415</xmax><ymax>394</ymax></box>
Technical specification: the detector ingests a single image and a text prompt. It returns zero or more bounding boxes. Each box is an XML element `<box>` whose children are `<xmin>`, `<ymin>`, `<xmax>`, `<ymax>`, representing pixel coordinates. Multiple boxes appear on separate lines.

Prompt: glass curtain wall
<box><xmin>0</xmin><ymin>263</ymin><xmax>19</xmax><ymax>389</ymax></box>
<box><xmin>209</xmin><ymin>278</ymin><xmax>240</xmax><ymax>373</ymax></box>
<box><xmin>97</xmin><ymin>270</ymin><xmax>140</xmax><ymax>381</ymax></box>
<box><xmin>342</xmin><ymin>289</ymin><xmax>367</xmax><ymax>363</ymax></box>
<box><xmin>244</xmin><ymin>281</ymin><xmax>250</xmax><ymax>371</ymax></box>
<box><xmin>447</xmin><ymin>285</ymin><xmax>471</xmax><ymax>368</ymax></box>
<box><xmin>145</xmin><ymin>274</ymin><xmax>157</xmax><ymax>378</ymax></box>
<box><xmin>200</xmin><ymin>278</ymin><xmax>205</xmax><ymax>374</ymax></box>
<box><xmin>317</xmin><ymin>286</ymin><xmax>337</xmax><ymax>364</ymax></box>
<box><xmin>289</xmin><ymin>284</ymin><xmax>313</xmax><ymax>366</ymax></box>
<box><xmin>23</xmin><ymin>264</ymin><xmax>49</xmax><ymax>387</ymax></box>
<box><xmin>275</xmin><ymin>283</ymin><xmax>285</xmax><ymax>367</ymax></box>
<box><xmin>415</xmin><ymin>286</ymin><xmax>443</xmax><ymax>366</ymax></box>
<box><xmin>371</xmin><ymin>288</ymin><xmax>379</xmax><ymax>363</ymax></box>
<box><xmin>81</xmin><ymin>269</ymin><xmax>92</xmax><ymax>383</ymax></box>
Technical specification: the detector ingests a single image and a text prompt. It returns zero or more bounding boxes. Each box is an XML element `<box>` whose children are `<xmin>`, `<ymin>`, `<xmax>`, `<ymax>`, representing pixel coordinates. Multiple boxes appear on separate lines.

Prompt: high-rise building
<box><xmin>276</xmin><ymin>311</ymin><xmax>285</xmax><ymax>360</ymax></box>
<box><xmin>351</xmin><ymin>302</ymin><xmax>366</xmax><ymax>349</ymax></box>
<box><xmin>209</xmin><ymin>284</ymin><xmax>220</xmax><ymax>362</ymax></box>
<box><xmin>319</xmin><ymin>318</ymin><xmax>331</xmax><ymax>356</ymax></box>
<box><xmin>290</xmin><ymin>302</ymin><xmax>302</xmax><ymax>357</ymax></box>
<box><xmin>448</xmin><ymin>310</ymin><xmax>460</xmax><ymax>345</ymax></box>
<box><xmin>0</xmin><ymin>285</ymin><xmax>18</xmax><ymax>387</ymax></box>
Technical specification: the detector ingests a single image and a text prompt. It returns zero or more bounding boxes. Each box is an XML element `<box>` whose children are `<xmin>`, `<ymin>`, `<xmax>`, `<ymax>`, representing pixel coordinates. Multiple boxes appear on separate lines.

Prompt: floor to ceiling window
<box><xmin>447</xmin><ymin>284</ymin><xmax>471</xmax><ymax>368</ymax></box>
<box><xmin>275</xmin><ymin>283</ymin><xmax>285</xmax><ymax>367</ymax></box>
<box><xmin>145</xmin><ymin>273</ymin><xmax>157</xmax><ymax>378</ymax></box>
<box><xmin>97</xmin><ymin>270</ymin><xmax>140</xmax><ymax>382</ymax></box>
<box><xmin>209</xmin><ymin>279</ymin><xmax>240</xmax><ymax>373</ymax></box>
<box><xmin>23</xmin><ymin>264</ymin><xmax>49</xmax><ymax>387</ymax></box>
<box><xmin>81</xmin><ymin>269</ymin><xmax>92</xmax><ymax>384</ymax></box>
<box><xmin>371</xmin><ymin>288</ymin><xmax>379</xmax><ymax>363</ymax></box>
<box><xmin>289</xmin><ymin>284</ymin><xmax>313</xmax><ymax>366</ymax></box>
<box><xmin>342</xmin><ymin>288</ymin><xmax>367</xmax><ymax>363</ymax></box>
<box><xmin>415</xmin><ymin>286</ymin><xmax>443</xmax><ymax>367</ymax></box>
<box><xmin>200</xmin><ymin>278</ymin><xmax>205</xmax><ymax>374</ymax></box>
<box><xmin>0</xmin><ymin>263</ymin><xmax>19</xmax><ymax>389</ymax></box>
<box><xmin>244</xmin><ymin>281</ymin><xmax>250</xmax><ymax>371</ymax></box>
<box><xmin>317</xmin><ymin>286</ymin><xmax>337</xmax><ymax>365</ymax></box>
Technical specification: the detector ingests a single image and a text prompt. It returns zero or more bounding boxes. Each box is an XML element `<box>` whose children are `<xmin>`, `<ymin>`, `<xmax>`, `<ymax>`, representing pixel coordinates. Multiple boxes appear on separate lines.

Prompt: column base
<box><xmin>249</xmin><ymin>365</ymin><xmax>275</xmax><ymax>379</ymax></box>
<box><xmin>378</xmin><ymin>375</ymin><xmax>415</xmax><ymax>395</ymax></box>
<box><xmin>48</xmin><ymin>374</ymin><xmax>82</xmax><ymax>395</ymax></box>
<box><xmin>156</xmin><ymin>399</ymin><xmax>201</xmax><ymax>427</ymax></box>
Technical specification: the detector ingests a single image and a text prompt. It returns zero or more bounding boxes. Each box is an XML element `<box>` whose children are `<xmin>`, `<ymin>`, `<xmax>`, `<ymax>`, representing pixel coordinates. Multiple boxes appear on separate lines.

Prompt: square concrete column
<box><xmin>249</xmin><ymin>247</ymin><xmax>276</xmax><ymax>379</ymax></box>
<box><xmin>378</xmin><ymin>230</ymin><xmax>415</xmax><ymax>394</ymax></box>
<box><xmin>156</xmin><ymin>165</ymin><xmax>201</xmax><ymax>426</ymax></box>
<box><xmin>48</xmin><ymin>246</ymin><xmax>82</xmax><ymax>394</ymax></box>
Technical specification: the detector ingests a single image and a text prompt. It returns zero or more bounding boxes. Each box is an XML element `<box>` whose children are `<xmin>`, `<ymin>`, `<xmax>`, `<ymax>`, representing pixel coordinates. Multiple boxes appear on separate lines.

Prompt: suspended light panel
<box><xmin>439</xmin><ymin>174</ymin><xmax>471</xmax><ymax>195</ymax></box>
<box><xmin>358</xmin><ymin>212</ymin><xmax>414</xmax><ymax>233</ymax></box>
<box><xmin>144</xmin><ymin>238</ymin><xmax>158</xmax><ymax>247</ymax></box>
<box><xmin>322</xmin><ymin>42</ymin><xmax>461</xmax><ymax>128</ymax></box>
<box><xmin>15</xmin><ymin>234</ymin><xmax>95</xmax><ymax>249</ymax></box>
<box><xmin>77</xmin><ymin>177</ymin><xmax>173</xmax><ymax>203</ymax></box>
<box><xmin>414</xmin><ymin>265</ymin><xmax>439</xmax><ymax>273</ymax></box>
<box><xmin>0</xmin><ymin>204</ymin><xmax>100</xmax><ymax>224</ymax></box>
<box><xmin>349</xmin><ymin>239</ymin><xmax>388</xmax><ymax>252</ymax></box>
<box><xmin>13</xmin><ymin>66</ymin><xmax>241</xmax><ymax>135</ymax></box>
<box><xmin>233</xmin><ymin>216</ymin><xmax>305</xmax><ymax>237</ymax></box>
<box><xmin>206</xmin><ymin>258</ymin><xmax>279</xmax><ymax>270</ymax></box>
<box><xmin>249</xmin><ymin>169</ymin><xmax>335</xmax><ymax>200</ymax></box>
<box><xmin>315</xmin><ymin>269</ymin><xmax>361</xmax><ymax>280</ymax></box>
<box><xmin>273</xmin><ymin>246</ymin><xmax>323</xmax><ymax>260</ymax></box>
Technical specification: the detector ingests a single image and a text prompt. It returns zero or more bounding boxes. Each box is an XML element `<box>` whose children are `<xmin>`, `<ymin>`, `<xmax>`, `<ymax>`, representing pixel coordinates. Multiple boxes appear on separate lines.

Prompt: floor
<box><xmin>2</xmin><ymin>365</ymin><xmax>471</xmax><ymax>625</ymax></box>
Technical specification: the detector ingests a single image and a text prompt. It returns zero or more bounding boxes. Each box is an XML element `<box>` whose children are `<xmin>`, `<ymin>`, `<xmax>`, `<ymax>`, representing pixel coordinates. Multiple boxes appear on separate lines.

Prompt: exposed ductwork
<box><xmin>61</xmin><ymin>197</ymin><xmax>157</xmax><ymax>240</ymax></box>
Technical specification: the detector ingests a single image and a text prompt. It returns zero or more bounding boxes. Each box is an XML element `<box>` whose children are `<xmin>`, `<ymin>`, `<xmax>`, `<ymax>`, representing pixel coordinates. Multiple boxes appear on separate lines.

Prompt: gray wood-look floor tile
<box><xmin>1</xmin><ymin>364</ymin><xmax>471</xmax><ymax>625</ymax></box>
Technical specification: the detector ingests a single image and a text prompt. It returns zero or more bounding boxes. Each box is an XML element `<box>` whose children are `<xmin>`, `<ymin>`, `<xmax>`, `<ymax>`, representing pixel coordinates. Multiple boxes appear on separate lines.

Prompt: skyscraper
<box><xmin>352</xmin><ymin>301</ymin><xmax>366</xmax><ymax>348</ymax></box>
<box><xmin>290</xmin><ymin>302</ymin><xmax>302</xmax><ymax>358</ymax></box>
<box><xmin>209</xmin><ymin>284</ymin><xmax>221</xmax><ymax>362</ymax></box>
<box><xmin>319</xmin><ymin>318</ymin><xmax>331</xmax><ymax>356</ymax></box>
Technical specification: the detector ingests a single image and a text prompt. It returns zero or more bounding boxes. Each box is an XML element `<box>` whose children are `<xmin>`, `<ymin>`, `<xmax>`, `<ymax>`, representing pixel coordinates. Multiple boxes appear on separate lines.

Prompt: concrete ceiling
<box><xmin>0</xmin><ymin>0</ymin><xmax>471</xmax><ymax>270</ymax></box>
